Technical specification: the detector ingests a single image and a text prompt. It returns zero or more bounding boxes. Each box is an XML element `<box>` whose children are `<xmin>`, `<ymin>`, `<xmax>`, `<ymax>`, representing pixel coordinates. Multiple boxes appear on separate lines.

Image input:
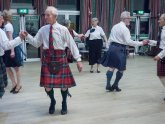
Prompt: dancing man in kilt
<box><xmin>20</xmin><ymin>6</ymin><xmax>82</xmax><ymax>115</ymax></box>
<box><xmin>100</xmin><ymin>11</ymin><xmax>148</xmax><ymax>92</ymax></box>
<box><xmin>154</xmin><ymin>13</ymin><xmax>165</xmax><ymax>100</ymax></box>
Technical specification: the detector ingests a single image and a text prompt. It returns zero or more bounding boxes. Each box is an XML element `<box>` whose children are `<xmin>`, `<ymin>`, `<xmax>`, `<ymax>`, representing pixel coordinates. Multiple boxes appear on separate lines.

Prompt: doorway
<box><xmin>12</xmin><ymin>14</ymin><xmax>40</xmax><ymax>62</ymax></box>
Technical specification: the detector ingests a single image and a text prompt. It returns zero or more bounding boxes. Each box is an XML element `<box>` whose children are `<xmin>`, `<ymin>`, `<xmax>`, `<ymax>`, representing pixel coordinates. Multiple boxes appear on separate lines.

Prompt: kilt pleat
<box><xmin>40</xmin><ymin>50</ymin><xmax>76</xmax><ymax>88</ymax></box>
<box><xmin>100</xmin><ymin>42</ymin><xmax>127</xmax><ymax>71</ymax></box>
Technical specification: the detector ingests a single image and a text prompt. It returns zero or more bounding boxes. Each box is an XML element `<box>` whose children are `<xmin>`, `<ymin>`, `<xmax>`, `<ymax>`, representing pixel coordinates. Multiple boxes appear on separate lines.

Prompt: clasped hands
<box><xmin>19</xmin><ymin>31</ymin><xmax>28</xmax><ymax>40</ymax></box>
<box><xmin>141</xmin><ymin>39</ymin><xmax>161</xmax><ymax>61</ymax></box>
<box><xmin>142</xmin><ymin>39</ymin><xmax>149</xmax><ymax>45</ymax></box>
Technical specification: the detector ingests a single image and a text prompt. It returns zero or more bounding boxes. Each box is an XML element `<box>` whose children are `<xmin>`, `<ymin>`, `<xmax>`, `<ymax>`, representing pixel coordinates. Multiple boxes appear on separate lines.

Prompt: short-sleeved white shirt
<box><xmin>85</xmin><ymin>26</ymin><xmax>105</xmax><ymax>40</ymax></box>
<box><xmin>4</xmin><ymin>22</ymin><xmax>14</xmax><ymax>34</ymax></box>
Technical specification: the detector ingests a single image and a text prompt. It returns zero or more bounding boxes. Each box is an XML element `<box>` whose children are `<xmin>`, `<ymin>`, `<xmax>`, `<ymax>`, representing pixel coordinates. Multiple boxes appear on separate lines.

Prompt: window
<box><xmin>56</xmin><ymin>0</ymin><xmax>80</xmax><ymax>10</ymax></box>
<box><xmin>11</xmin><ymin>0</ymin><xmax>32</xmax><ymax>3</ymax></box>
<box><xmin>69</xmin><ymin>15</ymin><xmax>80</xmax><ymax>33</ymax></box>
<box><xmin>10</xmin><ymin>0</ymin><xmax>34</xmax><ymax>9</ymax></box>
<box><xmin>140</xmin><ymin>18</ymin><xmax>149</xmax><ymax>39</ymax></box>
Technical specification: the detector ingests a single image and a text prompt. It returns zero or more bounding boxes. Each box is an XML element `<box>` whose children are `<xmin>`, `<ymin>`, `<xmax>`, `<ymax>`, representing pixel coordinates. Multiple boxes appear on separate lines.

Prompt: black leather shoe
<box><xmin>112</xmin><ymin>85</ymin><xmax>121</xmax><ymax>92</ymax></box>
<box><xmin>49</xmin><ymin>100</ymin><xmax>56</xmax><ymax>114</ymax></box>
<box><xmin>115</xmin><ymin>87</ymin><xmax>121</xmax><ymax>92</ymax></box>
<box><xmin>164</xmin><ymin>98</ymin><xmax>165</xmax><ymax>101</ymax></box>
<box><xmin>106</xmin><ymin>86</ymin><xmax>113</xmax><ymax>91</ymax></box>
<box><xmin>61</xmin><ymin>102</ymin><xmax>67</xmax><ymax>115</ymax></box>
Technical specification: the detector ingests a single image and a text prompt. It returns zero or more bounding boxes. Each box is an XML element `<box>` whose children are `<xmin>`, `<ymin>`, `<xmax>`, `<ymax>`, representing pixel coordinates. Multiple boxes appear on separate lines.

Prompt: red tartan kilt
<box><xmin>65</xmin><ymin>47</ymin><xmax>74</xmax><ymax>63</ymax></box>
<box><xmin>40</xmin><ymin>50</ymin><xmax>76</xmax><ymax>88</ymax></box>
<box><xmin>157</xmin><ymin>61</ymin><xmax>165</xmax><ymax>76</ymax></box>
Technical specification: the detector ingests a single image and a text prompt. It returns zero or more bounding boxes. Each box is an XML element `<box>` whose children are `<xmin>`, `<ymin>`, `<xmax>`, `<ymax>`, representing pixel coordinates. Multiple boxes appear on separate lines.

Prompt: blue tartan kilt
<box><xmin>0</xmin><ymin>57</ymin><xmax>8</xmax><ymax>98</ymax></box>
<box><xmin>40</xmin><ymin>50</ymin><xmax>76</xmax><ymax>88</ymax></box>
<box><xmin>100</xmin><ymin>42</ymin><xmax>127</xmax><ymax>71</ymax></box>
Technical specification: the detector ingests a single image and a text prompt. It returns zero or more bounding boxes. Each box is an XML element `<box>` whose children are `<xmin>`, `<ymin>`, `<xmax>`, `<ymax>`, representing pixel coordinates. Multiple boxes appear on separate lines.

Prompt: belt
<box><xmin>111</xmin><ymin>42</ymin><xmax>126</xmax><ymax>48</ymax></box>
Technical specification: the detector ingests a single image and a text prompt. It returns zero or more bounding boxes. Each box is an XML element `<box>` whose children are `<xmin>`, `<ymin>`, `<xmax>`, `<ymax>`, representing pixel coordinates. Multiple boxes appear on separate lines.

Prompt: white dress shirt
<box><xmin>64</xmin><ymin>30</ymin><xmax>78</xmax><ymax>47</ymax></box>
<box><xmin>26</xmin><ymin>22</ymin><xmax>81</xmax><ymax>61</ymax></box>
<box><xmin>0</xmin><ymin>29</ymin><xmax>22</xmax><ymax>56</ymax></box>
<box><xmin>107</xmin><ymin>21</ymin><xmax>143</xmax><ymax>48</ymax></box>
<box><xmin>85</xmin><ymin>25</ymin><xmax>105</xmax><ymax>40</ymax></box>
<box><xmin>158</xmin><ymin>26</ymin><xmax>165</xmax><ymax>59</ymax></box>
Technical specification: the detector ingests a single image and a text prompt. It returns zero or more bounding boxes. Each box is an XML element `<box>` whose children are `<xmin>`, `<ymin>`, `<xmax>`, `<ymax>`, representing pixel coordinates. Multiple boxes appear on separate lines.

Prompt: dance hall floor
<box><xmin>1</xmin><ymin>56</ymin><xmax>165</xmax><ymax>124</ymax></box>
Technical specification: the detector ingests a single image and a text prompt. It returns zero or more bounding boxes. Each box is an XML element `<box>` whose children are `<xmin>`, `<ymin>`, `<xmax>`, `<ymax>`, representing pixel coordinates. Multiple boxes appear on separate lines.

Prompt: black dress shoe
<box><xmin>61</xmin><ymin>102</ymin><xmax>67</xmax><ymax>115</ymax></box>
<box><xmin>164</xmin><ymin>98</ymin><xmax>165</xmax><ymax>101</ymax></box>
<box><xmin>49</xmin><ymin>100</ymin><xmax>56</xmax><ymax>114</ymax></box>
<box><xmin>112</xmin><ymin>85</ymin><xmax>121</xmax><ymax>92</ymax></box>
<box><xmin>106</xmin><ymin>86</ymin><xmax>113</xmax><ymax>91</ymax></box>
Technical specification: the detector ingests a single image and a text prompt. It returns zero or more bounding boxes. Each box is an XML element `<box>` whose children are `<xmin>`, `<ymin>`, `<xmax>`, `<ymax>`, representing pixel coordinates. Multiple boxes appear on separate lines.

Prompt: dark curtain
<box><xmin>148</xmin><ymin>0</ymin><xmax>165</xmax><ymax>56</ymax></box>
<box><xmin>27</xmin><ymin>0</ymin><xmax>57</xmax><ymax>26</ymax></box>
<box><xmin>80</xmin><ymin>0</ymin><xmax>92</xmax><ymax>33</ymax></box>
<box><xmin>2</xmin><ymin>0</ymin><xmax>10</xmax><ymax>10</ymax></box>
<box><xmin>47</xmin><ymin>0</ymin><xmax>56</xmax><ymax>6</ymax></box>
<box><xmin>0</xmin><ymin>0</ymin><xmax>3</xmax><ymax>11</ymax></box>
<box><xmin>34</xmin><ymin>0</ymin><xmax>47</xmax><ymax>26</ymax></box>
<box><xmin>112</xmin><ymin>0</ymin><xmax>125</xmax><ymax>26</ymax></box>
<box><xmin>149</xmin><ymin>0</ymin><xmax>165</xmax><ymax>40</ymax></box>
<box><xmin>94</xmin><ymin>0</ymin><xmax>131</xmax><ymax>37</ymax></box>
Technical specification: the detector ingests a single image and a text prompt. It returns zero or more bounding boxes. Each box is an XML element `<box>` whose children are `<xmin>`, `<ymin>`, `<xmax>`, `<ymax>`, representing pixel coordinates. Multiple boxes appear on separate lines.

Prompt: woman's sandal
<box><xmin>97</xmin><ymin>70</ymin><xmax>101</xmax><ymax>73</ymax></box>
<box><xmin>90</xmin><ymin>69</ymin><xmax>94</xmax><ymax>73</ymax></box>
<box><xmin>10</xmin><ymin>85</ymin><xmax>17</xmax><ymax>93</ymax></box>
<box><xmin>13</xmin><ymin>86</ymin><xmax>22</xmax><ymax>94</ymax></box>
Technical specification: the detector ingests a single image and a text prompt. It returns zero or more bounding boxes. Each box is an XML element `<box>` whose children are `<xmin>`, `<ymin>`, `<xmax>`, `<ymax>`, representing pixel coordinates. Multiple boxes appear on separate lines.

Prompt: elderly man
<box><xmin>154</xmin><ymin>13</ymin><xmax>165</xmax><ymax>100</ymax></box>
<box><xmin>0</xmin><ymin>12</ymin><xmax>24</xmax><ymax>98</ymax></box>
<box><xmin>21</xmin><ymin>6</ymin><xmax>82</xmax><ymax>115</ymax></box>
<box><xmin>100</xmin><ymin>11</ymin><xmax>148</xmax><ymax>92</ymax></box>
